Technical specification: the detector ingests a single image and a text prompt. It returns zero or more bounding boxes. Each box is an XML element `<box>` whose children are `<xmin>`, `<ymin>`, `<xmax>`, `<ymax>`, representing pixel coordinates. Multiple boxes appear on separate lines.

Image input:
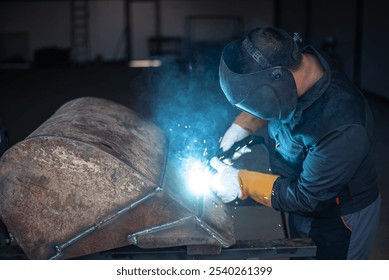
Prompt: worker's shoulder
<box><xmin>324</xmin><ymin>72</ymin><xmax>369</xmax><ymax>126</ymax></box>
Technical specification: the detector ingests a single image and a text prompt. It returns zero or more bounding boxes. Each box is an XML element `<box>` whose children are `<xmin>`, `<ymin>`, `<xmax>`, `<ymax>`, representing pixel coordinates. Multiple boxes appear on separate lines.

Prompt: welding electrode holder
<box><xmin>216</xmin><ymin>134</ymin><xmax>267</xmax><ymax>162</ymax></box>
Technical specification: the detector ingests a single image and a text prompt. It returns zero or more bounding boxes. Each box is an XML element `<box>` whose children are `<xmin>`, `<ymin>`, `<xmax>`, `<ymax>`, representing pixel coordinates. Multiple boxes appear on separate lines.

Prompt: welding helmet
<box><xmin>219</xmin><ymin>29</ymin><xmax>301</xmax><ymax>121</ymax></box>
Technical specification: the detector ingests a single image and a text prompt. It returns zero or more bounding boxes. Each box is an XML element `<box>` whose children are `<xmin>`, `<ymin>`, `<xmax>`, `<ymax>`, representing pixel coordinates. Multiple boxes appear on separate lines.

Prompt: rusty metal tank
<box><xmin>0</xmin><ymin>97</ymin><xmax>235</xmax><ymax>259</ymax></box>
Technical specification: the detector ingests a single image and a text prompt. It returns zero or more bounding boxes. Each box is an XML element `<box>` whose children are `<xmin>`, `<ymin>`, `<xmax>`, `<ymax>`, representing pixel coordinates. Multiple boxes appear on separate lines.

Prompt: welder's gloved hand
<box><xmin>211</xmin><ymin>157</ymin><xmax>279</xmax><ymax>207</ymax></box>
<box><xmin>220</xmin><ymin>124</ymin><xmax>251</xmax><ymax>160</ymax></box>
<box><xmin>210</xmin><ymin>157</ymin><xmax>242</xmax><ymax>203</ymax></box>
<box><xmin>220</xmin><ymin>123</ymin><xmax>249</xmax><ymax>151</ymax></box>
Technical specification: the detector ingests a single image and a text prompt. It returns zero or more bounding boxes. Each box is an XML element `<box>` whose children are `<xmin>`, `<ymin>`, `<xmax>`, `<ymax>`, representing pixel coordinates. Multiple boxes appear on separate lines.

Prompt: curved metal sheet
<box><xmin>0</xmin><ymin>97</ymin><xmax>235</xmax><ymax>259</ymax></box>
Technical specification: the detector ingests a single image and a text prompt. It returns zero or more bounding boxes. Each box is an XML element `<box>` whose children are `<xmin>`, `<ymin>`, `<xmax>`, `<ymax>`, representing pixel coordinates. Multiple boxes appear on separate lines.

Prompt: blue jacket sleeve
<box><xmin>271</xmin><ymin>124</ymin><xmax>370</xmax><ymax>214</ymax></box>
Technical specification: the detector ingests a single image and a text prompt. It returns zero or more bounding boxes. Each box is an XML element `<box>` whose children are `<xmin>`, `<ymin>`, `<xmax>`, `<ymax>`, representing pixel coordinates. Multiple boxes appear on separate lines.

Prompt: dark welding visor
<box><xmin>219</xmin><ymin>38</ymin><xmax>298</xmax><ymax>120</ymax></box>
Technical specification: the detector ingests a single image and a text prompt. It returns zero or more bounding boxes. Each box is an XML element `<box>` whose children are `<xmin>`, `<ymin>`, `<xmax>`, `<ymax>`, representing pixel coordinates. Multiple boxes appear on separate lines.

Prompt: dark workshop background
<box><xmin>0</xmin><ymin>0</ymin><xmax>388</xmax><ymax>259</ymax></box>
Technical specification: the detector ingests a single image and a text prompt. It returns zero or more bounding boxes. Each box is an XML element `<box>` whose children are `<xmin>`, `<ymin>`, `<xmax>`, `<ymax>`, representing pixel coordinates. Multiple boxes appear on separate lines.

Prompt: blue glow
<box><xmin>129</xmin><ymin>60</ymin><xmax>234</xmax><ymax>198</ymax></box>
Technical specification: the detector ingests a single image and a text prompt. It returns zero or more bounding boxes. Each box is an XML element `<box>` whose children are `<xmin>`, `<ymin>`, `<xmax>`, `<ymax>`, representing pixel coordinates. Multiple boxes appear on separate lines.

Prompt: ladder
<box><xmin>70</xmin><ymin>0</ymin><xmax>90</xmax><ymax>63</ymax></box>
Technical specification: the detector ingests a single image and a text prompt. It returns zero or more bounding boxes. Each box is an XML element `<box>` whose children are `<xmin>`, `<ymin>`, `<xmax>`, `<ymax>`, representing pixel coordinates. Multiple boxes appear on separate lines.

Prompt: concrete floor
<box><xmin>0</xmin><ymin>64</ymin><xmax>387</xmax><ymax>259</ymax></box>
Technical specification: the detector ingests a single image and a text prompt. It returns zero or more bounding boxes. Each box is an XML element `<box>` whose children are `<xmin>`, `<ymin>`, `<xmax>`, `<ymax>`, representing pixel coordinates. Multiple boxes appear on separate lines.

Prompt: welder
<box><xmin>210</xmin><ymin>26</ymin><xmax>381</xmax><ymax>259</ymax></box>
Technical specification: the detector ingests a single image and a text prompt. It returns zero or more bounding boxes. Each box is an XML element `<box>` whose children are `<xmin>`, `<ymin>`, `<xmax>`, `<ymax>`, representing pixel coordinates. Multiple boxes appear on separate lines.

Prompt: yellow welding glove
<box><xmin>238</xmin><ymin>170</ymin><xmax>278</xmax><ymax>207</ymax></box>
<box><xmin>210</xmin><ymin>157</ymin><xmax>278</xmax><ymax>207</ymax></box>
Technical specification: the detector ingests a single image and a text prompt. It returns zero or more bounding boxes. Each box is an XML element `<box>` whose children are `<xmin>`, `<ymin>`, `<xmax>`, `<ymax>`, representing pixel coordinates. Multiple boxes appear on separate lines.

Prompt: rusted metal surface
<box><xmin>0</xmin><ymin>97</ymin><xmax>235</xmax><ymax>260</ymax></box>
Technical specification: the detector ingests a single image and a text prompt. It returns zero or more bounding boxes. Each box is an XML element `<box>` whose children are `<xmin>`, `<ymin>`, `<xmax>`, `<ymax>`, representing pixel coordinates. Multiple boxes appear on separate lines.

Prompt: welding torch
<box><xmin>215</xmin><ymin>134</ymin><xmax>267</xmax><ymax>163</ymax></box>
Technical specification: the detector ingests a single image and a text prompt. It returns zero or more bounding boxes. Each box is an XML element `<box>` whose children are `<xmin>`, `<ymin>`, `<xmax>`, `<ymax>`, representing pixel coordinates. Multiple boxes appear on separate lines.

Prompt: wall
<box><xmin>360</xmin><ymin>0</ymin><xmax>389</xmax><ymax>99</ymax></box>
<box><xmin>0</xmin><ymin>1</ymin><xmax>70</xmax><ymax>62</ymax></box>
<box><xmin>278</xmin><ymin>0</ymin><xmax>388</xmax><ymax>99</ymax></box>
<box><xmin>278</xmin><ymin>0</ymin><xmax>357</xmax><ymax>84</ymax></box>
<box><xmin>310</xmin><ymin>0</ymin><xmax>357</xmax><ymax>80</ymax></box>
<box><xmin>0</xmin><ymin>0</ymin><xmax>388</xmax><ymax>99</ymax></box>
<box><xmin>130</xmin><ymin>1</ymin><xmax>156</xmax><ymax>61</ymax></box>
<box><xmin>130</xmin><ymin>0</ymin><xmax>273</xmax><ymax>60</ymax></box>
<box><xmin>0</xmin><ymin>0</ymin><xmax>273</xmax><ymax>63</ymax></box>
<box><xmin>0</xmin><ymin>0</ymin><xmax>125</xmax><ymax>62</ymax></box>
<box><xmin>89</xmin><ymin>1</ymin><xmax>125</xmax><ymax>61</ymax></box>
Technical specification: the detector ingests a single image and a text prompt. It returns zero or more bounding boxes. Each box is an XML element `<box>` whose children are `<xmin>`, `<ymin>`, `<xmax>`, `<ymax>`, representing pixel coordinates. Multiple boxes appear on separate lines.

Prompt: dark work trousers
<box><xmin>343</xmin><ymin>194</ymin><xmax>381</xmax><ymax>259</ymax></box>
<box><xmin>288</xmin><ymin>195</ymin><xmax>381</xmax><ymax>260</ymax></box>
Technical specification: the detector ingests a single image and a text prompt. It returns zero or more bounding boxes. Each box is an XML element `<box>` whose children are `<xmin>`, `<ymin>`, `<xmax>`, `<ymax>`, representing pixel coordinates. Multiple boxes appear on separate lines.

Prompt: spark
<box><xmin>203</xmin><ymin>147</ymin><xmax>208</xmax><ymax>157</ymax></box>
<box><xmin>165</xmin><ymin>122</ymin><xmax>217</xmax><ymax>197</ymax></box>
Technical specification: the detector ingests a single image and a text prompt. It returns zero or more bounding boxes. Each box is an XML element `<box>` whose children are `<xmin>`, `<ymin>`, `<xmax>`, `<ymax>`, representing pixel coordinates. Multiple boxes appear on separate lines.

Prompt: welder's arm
<box><xmin>233</xmin><ymin>111</ymin><xmax>268</xmax><ymax>135</ymax></box>
<box><xmin>271</xmin><ymin>125</ymin><xmax>371</xmax><ymax>213</ymax></box>
<box><xmin>238</xmin><ymin>170</ymin><xmax>278</xmax><ymax>207</ymax></box>
<box><xmin>210</xmin><ymin>157</ymin><xmax>278</xmax><ymax>207</ymax></box>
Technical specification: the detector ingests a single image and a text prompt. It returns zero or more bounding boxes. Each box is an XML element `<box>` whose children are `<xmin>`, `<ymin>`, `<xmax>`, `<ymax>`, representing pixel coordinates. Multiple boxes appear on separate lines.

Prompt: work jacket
<box><xmin>269</xmin><ymin>46</ymin><xmax>379</xmax><ymax>217</ymax></box>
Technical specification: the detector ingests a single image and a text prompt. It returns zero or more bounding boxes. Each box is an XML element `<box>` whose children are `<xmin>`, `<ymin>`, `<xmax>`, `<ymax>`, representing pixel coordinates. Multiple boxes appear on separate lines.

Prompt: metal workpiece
<box><xmin>123</xmin><ymin>189</ymin><xmax>235</xmax><ymax>251</ymax></box>
<box><xmin>0</xmin><ymin>97</ymin><xmax>235</xmax><ymax>259</ymax></box>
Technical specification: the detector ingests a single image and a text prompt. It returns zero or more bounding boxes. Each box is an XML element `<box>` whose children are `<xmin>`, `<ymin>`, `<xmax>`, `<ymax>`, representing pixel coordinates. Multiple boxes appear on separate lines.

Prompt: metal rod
<box><xmin>280</xmin><ymin>211</ymin><xmax>289</xmax><ymax>238</ymax></box>
<box><xmin>128</xmin><ymin>216</ymin><xmax>193</xmax><ymax>244</ymax></box>
<box><xmin>49</xmin><ymin>186</ymin><xmax>162</xmax><ymax>259</ymax></box>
